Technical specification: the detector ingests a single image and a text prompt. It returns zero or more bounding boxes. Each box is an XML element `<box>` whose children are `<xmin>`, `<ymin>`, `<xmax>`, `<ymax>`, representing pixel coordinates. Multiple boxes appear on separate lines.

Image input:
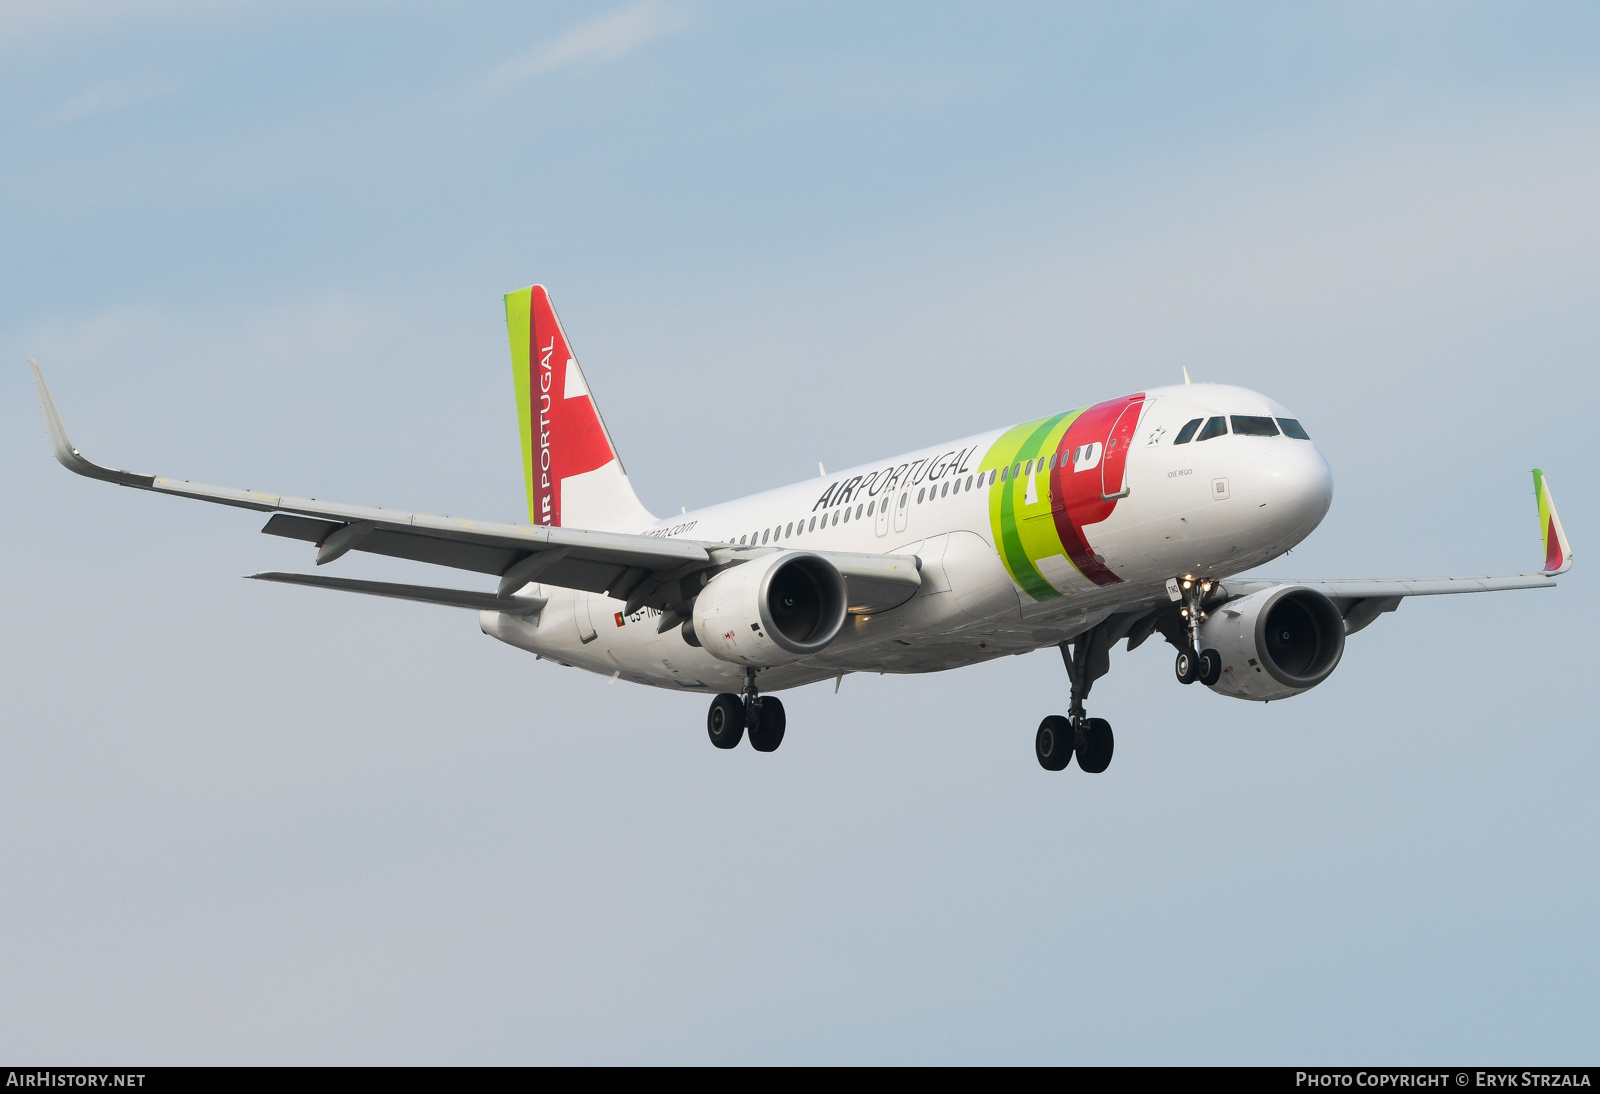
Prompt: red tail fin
<box><xmin>504</xmin><ymin>286</ymin><xmax>656</xmax><ymax>531</ymax></box>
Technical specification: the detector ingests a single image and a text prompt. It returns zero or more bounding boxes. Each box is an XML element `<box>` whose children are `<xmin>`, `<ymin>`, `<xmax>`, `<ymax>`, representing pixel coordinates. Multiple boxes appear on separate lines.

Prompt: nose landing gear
<box><xmin>706</xmin><ymin>668</ymin><xmax>786</xmax><ymax>752</ymax></box>
<box><xmin>1172</xmin><ymin>576</ymin><xmax>1223</xmax><ymax>687</ymax></box>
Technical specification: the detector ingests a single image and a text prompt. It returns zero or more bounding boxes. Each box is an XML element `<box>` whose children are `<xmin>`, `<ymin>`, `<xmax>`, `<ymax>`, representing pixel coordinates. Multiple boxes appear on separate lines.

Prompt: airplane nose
<box><xmin>1253</xmin><ymin>442</ymin><xmax>1333</xmax><ymax>535</ymax></box>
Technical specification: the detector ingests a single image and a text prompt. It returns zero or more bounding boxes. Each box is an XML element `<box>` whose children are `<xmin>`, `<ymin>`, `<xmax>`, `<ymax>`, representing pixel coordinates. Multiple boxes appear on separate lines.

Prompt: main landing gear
<box><xmin>1036</xmin><ymin>631</ymin><xmax>1115</xmax><ymax>773</ymax></box>
<box><xmin>707</xmin><ymin>668</ymin><xmax>786</xmax><ymax>752</ymax></box>
<box><xmin>1171</xmin><ymin>576</ymin><xmax>1223</xmax><ymax>688</ymax></box>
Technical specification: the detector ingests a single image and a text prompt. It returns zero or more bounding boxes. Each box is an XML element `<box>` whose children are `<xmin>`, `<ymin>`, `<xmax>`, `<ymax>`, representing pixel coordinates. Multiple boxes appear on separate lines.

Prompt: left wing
<box><xmin>1217</xmin><ymin>470</ymin><xmax>1571</xmax><ymax>634</ymax></box>
<box><xmin>30</xmin><ymin>361</ymin><xmax>921</xmax><ymax>615</ymax></box>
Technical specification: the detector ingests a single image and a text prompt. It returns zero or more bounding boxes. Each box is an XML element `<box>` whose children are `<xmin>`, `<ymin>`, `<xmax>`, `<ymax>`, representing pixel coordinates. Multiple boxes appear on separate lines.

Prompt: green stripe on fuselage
<box><xmin>982</xmin><ymin>409</ymin><xmax>1081</xmax><ymax>601</ymax></box>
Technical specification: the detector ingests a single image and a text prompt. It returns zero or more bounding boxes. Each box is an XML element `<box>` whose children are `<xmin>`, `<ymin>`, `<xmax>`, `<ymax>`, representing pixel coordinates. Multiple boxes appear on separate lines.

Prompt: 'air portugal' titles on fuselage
<box><xmin>808</xmin><ymin>444</ymin><xmax>983</xmax><ymax>514</ymax></box>
<box><xmin>500</xmin><ymin>383</ymin><xmax>1333</xmax><ymax>692</ymax></box>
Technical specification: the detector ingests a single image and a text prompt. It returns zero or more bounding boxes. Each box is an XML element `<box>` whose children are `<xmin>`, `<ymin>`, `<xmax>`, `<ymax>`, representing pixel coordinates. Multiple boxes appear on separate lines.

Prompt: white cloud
<box><xmin>469</xmin><ymin>1</ymin><xmax>684</xmax><ymax>103</ymax></box>
<box><xmin>35</xmin><ymin>72</ymin><xmax>185</xmax><ymax>130</ymax></box>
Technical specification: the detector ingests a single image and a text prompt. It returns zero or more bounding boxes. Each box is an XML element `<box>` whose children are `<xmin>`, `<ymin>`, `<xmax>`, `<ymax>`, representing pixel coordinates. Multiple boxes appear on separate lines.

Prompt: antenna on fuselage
<box><xmin>1182</xmin><ymin>366</ymin><xmax>1193</xmax><ymax>384</ymax></box>
<box><xmin>819</xmin><ymin>462</ymin><xmax>827</xmax><ymax>477</ymax></box>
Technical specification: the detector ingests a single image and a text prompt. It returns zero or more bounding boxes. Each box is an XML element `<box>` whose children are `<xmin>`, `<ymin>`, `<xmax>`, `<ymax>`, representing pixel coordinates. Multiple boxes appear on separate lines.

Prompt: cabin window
<box><xmin>1174</xmin><ymin>418</ymin><xmax>1203</xmax><ymax>445</ymax></box>
<box><xmin>831</xmin><ymin>510</ymin><xmax>839</xmax><ymax>526</ymax></box>
<box><xmin>761</xmin><ymin>529</ymin><xmax>770</xmax><ymax>544</ymax></box>
<box><xmin>842</xmin><ymin>507</ymin><xmax>851</xmax><ymax>523</ymax></box>
<box><xmin>918</xmin><ymin>487</ymin><xmax>926</xmax><ymax>503</ymax></box>
<box><xmin>739</xmin><ymin>535</ymin><xmax>747</xmax><ymax>544</ymax></box>
<box><xmin>936</xmin><ymin>482</ymin><xmax>945</xmax><ymax>497</ymax></box>
<box><xmin>866</xmin><ymin>500</ymin><xmax>875</xmax><ymax>517</ymax></box>
<box><xmin>1047</xmin><ymin>454</ymin><xmax>1057</xmax><ymax>471</ymax></box>
<box><xmin>1278</xmin><ymin>418</ymin><xmax>1310</xmax><ymax>439</ymax></box>
<box><xmin>999</xmin><ymin>466</ymin><xmax>1008</xmax><ymax>482</ymax></box>
<box><xmin>1230</xmin><ymin>415</ymin><xmax>1279</xmax><ymax>437</ymax></box>
<box><xmin>786</xmin><ymin>522</ymin><xmax>794</xmax><ymax>537</ymax></box>
<box><xmin>1013</xmin><ymin>463</ymin><xmax>1022</xmax><ymax>480</ymax></box>
<box><xmin>855</xmin><ymin>504</ymin><xmax>864</xmax><ymax>520</ymax></box>
<box><xmin>966</xmin><ymin>475</ymin><xmax>974</xmax><ymax>489</ymax></box>
<box><xmin>1196</xmin><ymin>416</ymin><xmax>1228</xmax><ymax>442</ymax></box>
<box><xmin>1023</xmin><ymin>459</ymin><xmax>1032</xmax><ymax>476</ymax></box>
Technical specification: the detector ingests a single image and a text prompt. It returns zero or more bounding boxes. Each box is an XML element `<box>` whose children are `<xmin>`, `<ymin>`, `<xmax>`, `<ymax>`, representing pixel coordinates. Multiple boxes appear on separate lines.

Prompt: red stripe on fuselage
<box><xmin>1047</xmin><ymin>393</ymin><xmax>1144</xmax><ymax>587</ymax></box>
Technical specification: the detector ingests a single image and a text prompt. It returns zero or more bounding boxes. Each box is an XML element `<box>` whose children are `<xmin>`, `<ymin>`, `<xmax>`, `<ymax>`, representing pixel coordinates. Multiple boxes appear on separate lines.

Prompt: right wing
<box><xmin>30</xmin><ymin>362</ymin><xmax>921</xmax><ymax>615</ymax></box>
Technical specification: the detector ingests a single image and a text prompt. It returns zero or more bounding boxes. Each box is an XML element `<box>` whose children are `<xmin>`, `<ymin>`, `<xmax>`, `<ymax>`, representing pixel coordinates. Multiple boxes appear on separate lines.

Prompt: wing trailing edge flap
<box><xmin>249</xmin><ymin>572</ymin><xmax>547</xmax><ymax>615</ymax></box>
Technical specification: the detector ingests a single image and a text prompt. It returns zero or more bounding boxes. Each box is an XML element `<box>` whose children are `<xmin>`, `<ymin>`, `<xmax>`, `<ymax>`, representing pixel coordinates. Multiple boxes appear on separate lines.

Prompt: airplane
<box><xmin>28</xmin><ymin>285</ymin><xmax>1573</xmax><ymax>771</ymax></box>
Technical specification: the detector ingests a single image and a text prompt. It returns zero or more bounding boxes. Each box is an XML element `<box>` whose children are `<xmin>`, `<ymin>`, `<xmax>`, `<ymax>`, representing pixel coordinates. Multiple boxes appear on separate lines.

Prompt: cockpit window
<box><xmin>1230</xmin><ymin>415</ymin><xmax>1279</xmax><ymax>437</ymax></box>
<box><xmin>1195</xmin><ymin>416</ymin><xmax>1228</xmax><ymax>442</ymax></box>
<box><xmin>1173</xmin><ymin>418</ymin><xmax>1203</xmax><ymax>445</ymax></box>
<box><xmin>1277</xmin><ymin>418</ymin><xmax>1310</xmax><ymax>439</ymax></box>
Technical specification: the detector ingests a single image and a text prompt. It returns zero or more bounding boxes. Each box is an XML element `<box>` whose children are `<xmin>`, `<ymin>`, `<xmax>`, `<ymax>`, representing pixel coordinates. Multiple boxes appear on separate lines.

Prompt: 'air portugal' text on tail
<box><xmin>504</xmin><ymin>285</ymin><xmax>656</xmax><ymax>533</ymax></box>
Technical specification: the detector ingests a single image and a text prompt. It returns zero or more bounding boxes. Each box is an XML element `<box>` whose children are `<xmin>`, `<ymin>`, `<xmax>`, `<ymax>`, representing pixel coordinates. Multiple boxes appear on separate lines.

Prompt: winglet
<box><xmin>28</xmin><ymin>360</ymin><xmax>155</xmax><ymax>488</ymax></box>
<box><xmin>1533</xmin><ymin>469</ymin><xmax>1572</xmax><ymax>576</ymax></box>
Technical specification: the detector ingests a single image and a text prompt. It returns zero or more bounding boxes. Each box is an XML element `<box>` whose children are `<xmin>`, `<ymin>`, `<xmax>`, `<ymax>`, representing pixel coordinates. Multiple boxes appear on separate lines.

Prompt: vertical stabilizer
<box><xmin>504</xmin><ymin>286</ymin><xmax>657</xmax><ymax>532</ymax></box>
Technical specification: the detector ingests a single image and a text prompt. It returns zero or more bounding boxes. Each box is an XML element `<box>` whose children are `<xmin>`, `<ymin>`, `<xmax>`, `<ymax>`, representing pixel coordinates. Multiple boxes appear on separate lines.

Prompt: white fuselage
<box><xmin>481</xmin><ymin>384</ymin><xmax>1334</xmax><ymax>693</ymax></box>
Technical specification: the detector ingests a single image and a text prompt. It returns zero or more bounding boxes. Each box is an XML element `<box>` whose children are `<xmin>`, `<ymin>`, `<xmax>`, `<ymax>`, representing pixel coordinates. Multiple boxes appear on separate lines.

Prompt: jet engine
<box><xmin>1198</xmin><ymin>584</ymin><xmax>1346</xmax><ymax>701</ymax></box>
<box><xmin>692</xmin><ymin>551</ymin><xmax>848</xmax><ymax>667</ymax></box>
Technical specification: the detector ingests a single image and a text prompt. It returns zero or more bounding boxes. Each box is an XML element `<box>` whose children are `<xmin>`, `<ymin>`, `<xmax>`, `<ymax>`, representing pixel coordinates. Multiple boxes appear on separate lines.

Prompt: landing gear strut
<box><xmin>1172</xmin><ymin>576</ymin><xmax>1222</xmax><ymax>687</ymax></box>
<box><xmin>1037</xmin><ymin>628</ymin><xmax>1115</xmax><ymax>773</ymax></box>
<box><xmin>707</xmin><ymin>669</ymin><xmax>786</xmax><ymax>752</ymax></box>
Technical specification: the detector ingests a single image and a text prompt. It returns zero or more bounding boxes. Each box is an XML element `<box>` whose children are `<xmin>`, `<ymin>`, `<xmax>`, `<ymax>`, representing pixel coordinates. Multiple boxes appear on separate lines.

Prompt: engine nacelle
<box><xmin>1199</xmin><ymin>585</ymin><xmax>1346</xmax><ymax>702</ymax></box>
<box><xmin>692</xmin><ymin>551</ymin><xmax>848</xmax><ymax>667</ymax></box>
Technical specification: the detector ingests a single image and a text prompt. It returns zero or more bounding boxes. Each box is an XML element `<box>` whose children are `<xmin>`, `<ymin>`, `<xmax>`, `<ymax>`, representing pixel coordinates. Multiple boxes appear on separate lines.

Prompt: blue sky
<box><xmin>2</xmin><ymin>2</ymin><xmax>1596</xmax><ymax>1063</ymax></box>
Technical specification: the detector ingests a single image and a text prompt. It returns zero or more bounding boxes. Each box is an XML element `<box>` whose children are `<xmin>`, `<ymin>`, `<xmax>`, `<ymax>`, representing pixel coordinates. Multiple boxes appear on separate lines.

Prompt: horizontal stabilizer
<box><xmin>248</xmin><ymin>572</ymin><xmax>546</xmax><ymax>615</ymax></box>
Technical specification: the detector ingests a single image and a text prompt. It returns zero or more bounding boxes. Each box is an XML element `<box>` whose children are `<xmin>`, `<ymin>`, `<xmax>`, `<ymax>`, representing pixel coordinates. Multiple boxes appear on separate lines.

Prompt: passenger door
<box><xmin>1101</xmin><ymin>400</ymin><xmax>1143</xmax><ymax>501</ymax></box>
